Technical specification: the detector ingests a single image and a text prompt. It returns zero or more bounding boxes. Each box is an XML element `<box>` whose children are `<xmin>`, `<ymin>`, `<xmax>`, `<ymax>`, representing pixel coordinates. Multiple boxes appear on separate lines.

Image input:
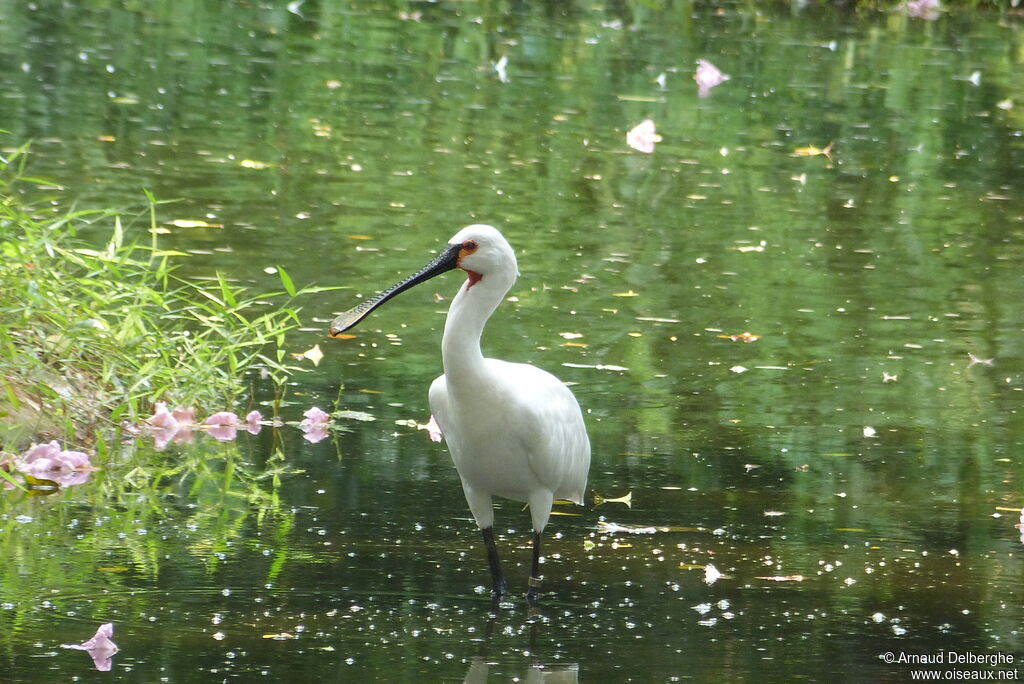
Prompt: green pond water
<box><xmin>2</xmin><ymin>1</ymin><xmax>1024</xmax><ymax>681</ymax></box>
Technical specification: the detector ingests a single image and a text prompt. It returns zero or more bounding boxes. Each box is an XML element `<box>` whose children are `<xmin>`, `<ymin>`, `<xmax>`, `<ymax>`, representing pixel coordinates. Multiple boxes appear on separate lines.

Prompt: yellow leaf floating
<box><xmin>793</xmin><ymin>142</ymin><xmax>833</xmax><ymax>160</ymax></box>
<box><xmin>757</xmin><ymin>574</ymin><xmax>806</xmax><ymax>582</ymax></box>
<box><xmin>594</xmin><ymin>491</ymin><xmax>633</xmax><ymax>508</ymax></box>
<box><xmin>239</xmin><ymin>159</ymin><xmax>275</xmax><ymax>169</ymax></box>
<box><xmin>613</xmin><ymin>290</ymin><xmax>640</xmax><ymax>297</ymax></box>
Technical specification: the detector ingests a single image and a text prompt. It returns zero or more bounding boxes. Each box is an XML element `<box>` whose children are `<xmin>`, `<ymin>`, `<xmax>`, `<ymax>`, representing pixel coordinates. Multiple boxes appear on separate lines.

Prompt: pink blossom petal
<box><xmin>905</xmin><ymin>0</ymin><xmax>939</xmax><ymax>19</ymax></box>
<box><xmin>626</xmin><ymin>119</ymin><xmax>662</xmax><ymax>154</ymax></box>
<box><xmin>57</xmin><ymin>449</ymin><xmax>92</xmax><ymax>471</ymax></box>
<box><xmin>203</xmin><ymin>411</ymin><xmax>239</xmax><ymax>427</ymax></box>
<box><xmin>695</xmin><ymin>59</ymin><xmax>730</xmax><ymax>97</ymax></box>
<box><xmin>301</xmin><ymin>425</ymin><xmax>330</xmax><ymax>444</ymax></box>
<box><xmin>23</xmin><ymin>440</ymin><xmax>62</xmax><ymax>464</ymax></box>
<box><xmin>152</xmin><ymin>426</ymin><xmax>180</xmax><ymax>451</ymax></box>
<box><xmin>53</xmin><ymin>470</ymin><xmax>92</xmax><ymax>487</ymax></box>
<box><xmin>424</xmin><ymin>415</ymin><xmax>443</xmax><ymax>443</ymax></box>
<box><xmin>300</xmin><ymin>406</ymin><xmax>331</xmax><ymax>428</ymax></box>
<box><xmin>62</xmin><ymin>622</ymin><xmax>118</xmax><ymax>671</ymax></box>
<box><xmin>244</xmin><ymin>410</ymin><xmax>264</xmax><ymax>434</ymax></box>
<box><xmin>172</xmin><ymin>406</ymin><xmax>196</xmax><ymax>427</ymax></box>
<box><xmin>207</xmin><ymin>424</ymin><xmax>239</xmax><ymax>441</ymax></box>
<box><xmin>20</xmin><ymin>457</ymin><xmax>59</xmax><ymax>476</ymax></box>
<box><xmin>148</xmin><ymin>402</ymin><xmax>179</xmax><ymax>429</ymax></box>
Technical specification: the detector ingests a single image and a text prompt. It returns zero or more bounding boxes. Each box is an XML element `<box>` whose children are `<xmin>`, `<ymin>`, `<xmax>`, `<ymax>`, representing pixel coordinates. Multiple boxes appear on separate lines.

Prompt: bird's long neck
<box><xmin>440</xmin><ymin>275</ymin><xmax>508</xmax><ymax>385</ymax></box>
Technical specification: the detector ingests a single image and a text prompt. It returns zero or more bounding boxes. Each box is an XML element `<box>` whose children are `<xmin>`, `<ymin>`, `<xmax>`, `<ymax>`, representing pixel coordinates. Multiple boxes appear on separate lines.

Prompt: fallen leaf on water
<box><xmin>597</xmin><ymin>521</ymin><xmax>657</xmax><ymax>535</ymax></box>
<box><xmin>167</xmin><ymin>219</ymin><xmax>224</xmax><ymax>229</ymax></box>
<box><xmin>717</xmin><ymin>331</ymin><xmax>762</xmax><ymax>343</ymax></box>
<box><xmin>263</xmin><ymin>633</ymin><xmax>298</xmax><ymax>640</ymax></box>
<box><xmin>291</xmin><ymin>344</ymin><xmax>324</xmax><ymax>367</ymax></box>
<box><xmin>593</xmin><ymin>491</ymin><xmax>633</xmax><ymax>508</ymax></box>
<box><xmin>612</xmin><ymin>290</ymin><xmax>640</xmax><ymax>297</ymax></box>
<box><xmin>731</xmin><ymin>242</ymin><xmax>766</xmax><ymax>253</ymax></box>
<box><xmin>239</xmin><ymin>159</ymin><xmax>275</xmax><ymax>169</ymax></box>
<box><xmin>793</xmin><ymin>142</ymin><xmax>834</xmax><ymax>160</ymax></box>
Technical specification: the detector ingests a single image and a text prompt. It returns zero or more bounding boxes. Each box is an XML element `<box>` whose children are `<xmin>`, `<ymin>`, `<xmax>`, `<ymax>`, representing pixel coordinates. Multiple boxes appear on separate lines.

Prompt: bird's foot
<box><xmin>490</xmin><ymin>578</ymin><xmax>508</xmax><ymax>599</ymax></box>
<box><xmin>525</xmin><ymin>576</ymin><xmax>544</xmax><ymax>603</ymax></box>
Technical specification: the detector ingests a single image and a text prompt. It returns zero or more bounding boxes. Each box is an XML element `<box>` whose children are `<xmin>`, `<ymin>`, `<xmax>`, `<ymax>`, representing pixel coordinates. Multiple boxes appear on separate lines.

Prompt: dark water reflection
<box><xmin>2</xmin><ymin>1</ymin><xmax>1024</xmax><ymax>681</ymax></box>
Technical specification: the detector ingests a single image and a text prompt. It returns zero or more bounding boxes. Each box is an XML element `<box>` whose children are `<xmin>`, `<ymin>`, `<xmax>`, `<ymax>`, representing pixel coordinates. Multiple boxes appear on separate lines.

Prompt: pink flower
<box><xmin>299</xmin><ymin>407</ymin><xmax>331</xmax><ymax>443</ymax></box>
<box><xmin>904</xmin><ymin>0</ymin><xmax>939</xmax><ymax>19</ymax></box>
<box><xmin>301</xmin><ymin>425</ymin><xmax>330</xmax><ymax>444</ymax></box>
<box><xmin>148</xmin><ymin>402</ymin><xmax>179</xmax><ymax>429</ymax></box>
<box><xmin>204</xmin><ymin>411</ymin><xmax>239</xmax><ymax>427</ymax></box>
<box><xmin>19</xmin><ymin>441</ymin><xmax>93</xmax><ymax>475</ymax></box>
<box><xmin>245</xmin><ymin>410</ymin><xmax>263</xmax><ymax>435</ymax></box>
<box><xmin>203</xmin><ymin>412</ymin><xmax>240</xmax><ymax>441</ymax></box>
<box><xmin>626</xmin><ymin>119</ymin><xmax>662</xmax><ymax>154</ymax></box>
<box><xmin>172</xmin><ymin>406</ymin><xmax>196</xmax><ymax>427</ymax></box>
<box><xmin>424</xmin><ymin>415</ymin><xmax>443</xmax><ymax>443</ymax></box>
<box><xmin>62</xmin><ymin>622</ymin><xmax>118</xmax><ymax>672</ymax></box>
<box><xmin>300</xmin><ymin>406</ymin><xmax>331</xmax><ymax>428</ymax></box>
<box><xmin>695</xmin><ymin>59</ymin><xmax>730</xmax><ymax>97</ymax></box>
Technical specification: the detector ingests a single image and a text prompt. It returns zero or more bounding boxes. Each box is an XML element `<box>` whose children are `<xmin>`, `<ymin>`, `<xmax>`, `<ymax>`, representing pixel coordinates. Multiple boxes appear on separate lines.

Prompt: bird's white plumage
<box><xmin>427</xmin><ymin>225</ymin><xmax>590</xmax><ymax>535</ymax></box>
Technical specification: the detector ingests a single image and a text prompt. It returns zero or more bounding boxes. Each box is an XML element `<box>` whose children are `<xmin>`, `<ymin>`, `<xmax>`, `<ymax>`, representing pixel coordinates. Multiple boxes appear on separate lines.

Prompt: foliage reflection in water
<box><xmin>1</xmin><ymin>0</ymin><xmax>1024</xmax><ymax>681</ymax></box>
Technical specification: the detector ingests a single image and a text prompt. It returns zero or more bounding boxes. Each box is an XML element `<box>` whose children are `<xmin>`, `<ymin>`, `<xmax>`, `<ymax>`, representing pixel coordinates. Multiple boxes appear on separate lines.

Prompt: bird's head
<box><xmin>447</xmin><ymin>224</ymin><xmax>519</xmax><ymax>289</ymax></box>
<box><xmin>328</xmin><ymin>224</ymin><xmax>518</xmax><ymax>337</ymax></box>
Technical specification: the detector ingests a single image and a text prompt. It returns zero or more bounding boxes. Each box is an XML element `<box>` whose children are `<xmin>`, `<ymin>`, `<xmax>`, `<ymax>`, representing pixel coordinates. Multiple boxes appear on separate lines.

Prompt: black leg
<box><xmin>481</xmin><ymin>527</ymin><xmax>507</xmax><ymax>598</ymax></box>
<box><xmin>526</xmin><ymin>530</ymin><xmax>543</xmax><ymax>602</ymax></box>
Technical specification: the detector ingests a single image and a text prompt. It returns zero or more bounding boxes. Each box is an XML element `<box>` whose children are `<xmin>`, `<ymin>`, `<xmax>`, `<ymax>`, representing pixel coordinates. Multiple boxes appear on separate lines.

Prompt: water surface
<box><xmin>2</xmin><ymin>1</ymin><xmax>1023</xmax><ymax>681</ymax></box>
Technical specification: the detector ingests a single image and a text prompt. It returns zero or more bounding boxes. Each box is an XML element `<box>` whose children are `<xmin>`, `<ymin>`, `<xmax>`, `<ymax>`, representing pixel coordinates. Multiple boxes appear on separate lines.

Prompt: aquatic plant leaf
<box><xmin>277</xmin><ymin>266</ymin><xmax>297</xmax><ymax>297</ymax></box>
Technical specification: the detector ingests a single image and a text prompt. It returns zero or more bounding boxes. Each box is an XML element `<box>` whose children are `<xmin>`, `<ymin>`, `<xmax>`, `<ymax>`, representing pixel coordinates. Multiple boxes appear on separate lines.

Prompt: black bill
<box><xmin>329</xmin><ymin>243</ymin><xmax>461</xmax><ymax>336</ymax></box>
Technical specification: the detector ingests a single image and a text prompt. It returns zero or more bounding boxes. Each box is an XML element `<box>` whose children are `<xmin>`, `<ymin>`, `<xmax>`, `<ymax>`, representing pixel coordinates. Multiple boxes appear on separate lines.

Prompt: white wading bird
<box><xmin>329</xmin><ymin>225</ymin><xmax>590</xmax><ymax>601</ymax></box>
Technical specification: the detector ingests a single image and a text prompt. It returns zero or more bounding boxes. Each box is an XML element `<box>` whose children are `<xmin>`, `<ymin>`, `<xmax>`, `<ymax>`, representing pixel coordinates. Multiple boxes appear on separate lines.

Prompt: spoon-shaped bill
<box><xmin>329</xmin><ymin>243</ymin><xmax>461</xmax><ymax>336</ymax></box>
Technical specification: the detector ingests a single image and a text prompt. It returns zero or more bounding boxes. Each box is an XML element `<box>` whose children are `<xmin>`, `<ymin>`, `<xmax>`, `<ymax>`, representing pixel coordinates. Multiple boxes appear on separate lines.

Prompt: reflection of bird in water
<box><xmin>462</xmin><ymin>614</ymin><xmax>580</xmax><ymax>684</ymax></box>
<box><xmin>463</xmin><ymin>659</ymin><xmax>580</xmax><ymax>684</ymax></box>
<box><xmin>330</xmin><ymin>225</ymin><xmax>590</xmax><ymax>601</ymax></box>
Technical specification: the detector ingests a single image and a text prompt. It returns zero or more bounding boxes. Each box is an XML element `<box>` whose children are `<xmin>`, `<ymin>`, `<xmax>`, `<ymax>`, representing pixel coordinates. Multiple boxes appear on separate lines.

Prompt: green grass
<box><xmin>0</xmin><ymin>140</ymin><xmax>330</xmax><ymax>449</ymax></box>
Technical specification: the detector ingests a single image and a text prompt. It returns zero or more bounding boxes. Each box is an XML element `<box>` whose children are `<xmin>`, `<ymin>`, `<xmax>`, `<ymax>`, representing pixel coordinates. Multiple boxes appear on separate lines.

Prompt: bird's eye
<box><xmin>462</xmin><ymin>240</ymin><xmax>479</xmax><ymax>253</ymax></box>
